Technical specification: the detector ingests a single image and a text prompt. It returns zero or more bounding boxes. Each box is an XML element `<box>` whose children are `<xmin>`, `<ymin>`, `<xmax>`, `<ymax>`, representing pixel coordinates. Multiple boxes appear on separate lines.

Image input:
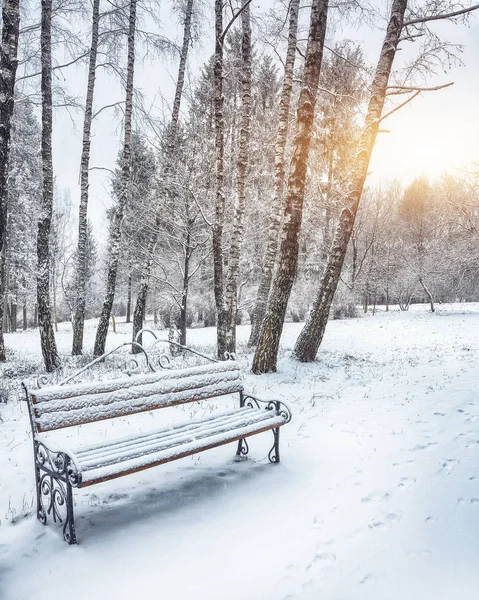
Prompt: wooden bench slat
<box><xmin>35</xmin><ymin>379</ymin><xmax>244</xmax><ymax>432</ymax></box>
<box><xmin>31</xmin><ymin>362</ymin><xmax>243</xmax><ymax>403</ymax></box>
<box><xmin>35</xmin><ymin>368</ymin><xmax>243</xmax><ymax>416</ymax></box>
<box><xmin>74</xmin><ymin>407</ymin><xmax>275</xmax><ymax>471</ymax></box>
<box><xmin>73</xmin><ymin>406</ymin><xmax>261</xmax><ymax>460</ymax></box>
<box><xmin>78</xmin><ymin>410</ymin><xmax>287</xmax><ymax>486</ymax></box>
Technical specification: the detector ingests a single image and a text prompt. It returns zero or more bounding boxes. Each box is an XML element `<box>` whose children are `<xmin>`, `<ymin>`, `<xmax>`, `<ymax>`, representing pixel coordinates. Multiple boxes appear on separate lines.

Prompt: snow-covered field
<box><xmin>1</xmin><ymin>305</ymin><xmax>479</xmax><ymax>599</ymax></box>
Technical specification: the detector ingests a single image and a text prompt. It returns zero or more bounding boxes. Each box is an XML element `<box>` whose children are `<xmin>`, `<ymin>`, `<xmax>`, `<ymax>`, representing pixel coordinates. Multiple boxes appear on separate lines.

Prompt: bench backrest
<box><xmin>26</xmin><ymin>361</ymin><xmax>244</xmax><ymax>433</ymax></box>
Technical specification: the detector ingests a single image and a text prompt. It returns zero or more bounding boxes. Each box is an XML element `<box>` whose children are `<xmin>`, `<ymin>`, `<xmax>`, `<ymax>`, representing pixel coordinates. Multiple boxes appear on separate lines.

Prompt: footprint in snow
<box><xmin>368</xmin><ymin>512</ymin><xmax>401</xmax><ymax>530</ymax></box>
<box><xmin>302</xmin><ymin>552</ymin><xmax>336</xmax><ymax>595</ymax></box>
<box><xmin>360</xmin><ymin>574</ymin><xmax>376</xmax><ymax>585</ymax></box>
<box><xmin>398</xmin><ymin>476</ymin><xmax>416</xmax><ymax>489</ymax></box>
<box><xmin>410</xmin><ymin>442</ymin><xmax>437</xmax><ymax>452</ymax></box>
<box><xmin>440</xmin><ymin>458</ymin><xmax>459</xmax><ymax>474</ymax></box>
<box><xmin>361</xmin><ymin>492</ymin><xmax>392</xmax><ymax>504</ymax></box>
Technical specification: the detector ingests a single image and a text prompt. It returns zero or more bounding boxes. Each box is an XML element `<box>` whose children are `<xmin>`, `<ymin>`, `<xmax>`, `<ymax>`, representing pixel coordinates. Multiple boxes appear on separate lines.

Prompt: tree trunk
<box><xmin>0</xmin><ymin>254</ymin><xmax>5</xmax><ymax>361</ymax></box>
<box><xmin>224</xmin><ymin>0</ymin><xmax>252</xmax><ymax>354</ymax></box>
<box><xmin>211</xmin><ymin>0</ymin><xmax>229</xmax><ymax>358</ymax></box>
<box><xmin>419</xmin><ymin>276</ymin><xmax>435</xmax><ymax>312</ymax></box>
<box><xmin>93</xmin><ymin>0</ymin><xmax>137</xmax><ymax>357</ymax></box>
<box><xmin>179</xmin><ymin>226</ymin><xmax>192</xmax><ymax>347</ymax></box>
<box><xmin>23</xmin><ymin>301</ymin><xmax>27</xmax><ymax>330</ymax></box>
<box><xmin>126</xmin><ymin>272</ymin><xmax>132</xmax><ymax>323</ymax></box>
<box><xmin>131</xmin><ymin>0</ymin><xmax>193</xmax><ymax>351</ymax></box>
<box><xmin>0</xmin><ymin>0</ymin><xmax>20</xmax><ymax>362</ymax></box>
<box><xmin>293</xmin><ymin>0</ymin><xmax>408</xmax><ymax>363</ymax></box>
<box><xmin>252</xmin><ymin>0</ymin><xmax>329</xmax><ymax>374</ymax></box>
<box><xmin>248</xmin><ymin>0</ymin><xmax>300</xmax><ymax>347</ymax></box>
<box><xmin>72</xmin><ymin>0</ymin><xmax>100</xmax><ymax>355</ymax></box>
<box><xmin>37</xmin><ymin>0</ymin><xmax>60</xmax><ymax>372</ymax></box>
<box><xmin>10</xmin><ymin>301</ymin><xmax>16</xmax><ymax>332</ymax></box>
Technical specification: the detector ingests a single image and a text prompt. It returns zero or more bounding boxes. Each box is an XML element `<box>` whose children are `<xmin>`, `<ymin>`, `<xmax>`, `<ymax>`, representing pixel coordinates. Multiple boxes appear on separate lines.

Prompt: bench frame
<box><xmin>23</xmin><ymin>339</ymin><xmax>291</xmax><ymax>544</ymax></box>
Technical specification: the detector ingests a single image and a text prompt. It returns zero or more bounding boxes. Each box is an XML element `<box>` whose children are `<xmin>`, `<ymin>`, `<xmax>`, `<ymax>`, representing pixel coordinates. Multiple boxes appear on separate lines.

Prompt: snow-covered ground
<box><xmin>1</xmin><ymin>305</ymin><xmax>479</xmax><ymax>599</ymax></box>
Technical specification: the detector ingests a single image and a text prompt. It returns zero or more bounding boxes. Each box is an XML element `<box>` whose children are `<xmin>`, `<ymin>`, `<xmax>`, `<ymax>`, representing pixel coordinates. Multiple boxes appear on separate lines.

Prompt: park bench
<box><xmin>23</xmin><ymin>343</ymin><xmax>292</xmax><ymax>544</ymax></box>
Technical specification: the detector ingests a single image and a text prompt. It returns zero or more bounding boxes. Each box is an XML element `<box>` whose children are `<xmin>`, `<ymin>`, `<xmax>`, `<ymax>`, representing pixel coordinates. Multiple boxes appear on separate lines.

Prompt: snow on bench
<box><xmin>23</xmin><ymin>348</ymin><xmax>292</xmax><ymax>544</ymax></box>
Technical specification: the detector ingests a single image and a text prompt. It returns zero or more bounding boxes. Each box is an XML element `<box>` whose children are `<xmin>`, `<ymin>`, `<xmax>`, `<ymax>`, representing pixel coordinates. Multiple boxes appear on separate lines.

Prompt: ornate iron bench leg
<box><xmin>236</xmin><ymin>391</ymin><xmax>249</xmax><ymax>459</ymax></box>
<box><xmin>64</xmin><ymin>480</ymin><xmax>77</xmax><ymax>545</ymax></box>
<box><xmin>268</xmin><ymin>427</ymin><xmax>280</xmax><ymax>463</ymax></box>
<box><xmin>34</xmin><ymin>441</ymin><xmax>77</xmax><ymax>544</ymax></box>
<box><xmin>236</xmin><ymin>437</ymin><xmax>249</xmax><ymax>458</ymax></box>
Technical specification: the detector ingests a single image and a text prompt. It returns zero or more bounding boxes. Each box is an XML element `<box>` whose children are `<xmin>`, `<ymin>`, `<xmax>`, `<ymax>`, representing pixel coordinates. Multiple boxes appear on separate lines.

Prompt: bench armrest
<box><xmin>242</xmin><ymin>394</ymin><xmax>292</xmax><ymax>424</ymax></box>
<box><xmin>34</xmin><ymin>435</ymin><xmax>82</xmax><ymax>487</ymax></box>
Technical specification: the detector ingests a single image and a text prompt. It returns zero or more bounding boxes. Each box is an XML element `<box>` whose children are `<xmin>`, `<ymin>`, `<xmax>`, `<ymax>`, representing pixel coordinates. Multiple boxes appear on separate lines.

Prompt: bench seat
<box><xmin>50</xmin><ymin>406</ymin><xmax>288</xmax><ymax>487</ymax></box>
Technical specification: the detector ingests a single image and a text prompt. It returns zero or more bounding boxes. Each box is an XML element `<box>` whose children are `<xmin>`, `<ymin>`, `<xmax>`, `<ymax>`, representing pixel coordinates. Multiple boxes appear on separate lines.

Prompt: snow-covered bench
<box><xmin>23</xmin><ymin>351</ymin><xmax>292</xmax><ymax>544</ymax></box>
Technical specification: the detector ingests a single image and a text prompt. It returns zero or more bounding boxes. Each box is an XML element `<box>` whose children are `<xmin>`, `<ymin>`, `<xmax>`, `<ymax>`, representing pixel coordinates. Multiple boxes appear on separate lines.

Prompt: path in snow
<box><xmin>0</xmin><ymin>306</ymin><xmax>478</xmax><ymax>599</ymax></box>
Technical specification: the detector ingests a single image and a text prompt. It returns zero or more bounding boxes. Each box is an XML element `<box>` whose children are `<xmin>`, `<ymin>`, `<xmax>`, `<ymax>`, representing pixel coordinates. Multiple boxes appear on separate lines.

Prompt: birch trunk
<box><xmin>224</xmin><ymin>0</ymin><xmax>252</xmax><ymax>354</ymax></box>
<box><xmin>131</xmin><ymin>0</ymin><xmax>193</xmax><ymax>350</ymax></box>
<box><xmin>93</xmin><ymin>0</ymin><xmax>136</xmax><ymax>357</ymax></box>
<box><xmin>72</xmin><ymin>0</ymin><xmax>100</xmax><ymax>355</ymax></box>
<box><xmin>248</xmin><ymin>0</ymin><xmax>300</xmax><ymax>347</ymax></box>
<box><xmin>37</xmin><ymin>0</ymin><xmax>61</xmax><ymax>372</ymax></box>
<box><xmin>0</xmin><ymin>254</ymin><xmax>5</xmax><ymax>361</ymax></box>
<box><xmin>212</xmin><ymin>0</ymin><xmax>227</xmax><ymax>359</ymax></box>
<box><xmin>126</xmin><ymin>272</ymin><xmax>132</xmax><ymax>323</ymax></box>
<box><xmin>0</xmin><ymin>0</ymin><xmax>20</xmax><ymax>362</ymax></box>
<box><xmin>293</xmin><ymin>0</ymin><xmax>408</xmax><ymax>362</ymax></box>
<box><xmin>252</xmin><ymin>0</ymin><xmax>329</xmax><ymax>374</ymax></box>
<box><xmin>179</xmin><ymin>226</ymin><xmax>191</xmax><ymax>347</ymax></box>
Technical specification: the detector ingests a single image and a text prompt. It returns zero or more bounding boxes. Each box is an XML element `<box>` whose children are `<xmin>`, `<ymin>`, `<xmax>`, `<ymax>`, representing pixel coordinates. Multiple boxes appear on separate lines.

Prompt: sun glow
<box><xmin>369</xmin><ymin>87</ymin><xmax>479</xmax><ymax>183</ymax></box>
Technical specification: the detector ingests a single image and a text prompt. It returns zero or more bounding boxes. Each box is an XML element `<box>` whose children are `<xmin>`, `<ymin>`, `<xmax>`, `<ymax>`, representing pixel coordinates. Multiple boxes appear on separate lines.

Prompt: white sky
<box><xmin>50</xmin><ymin>2</ymin><xmax>479</xmax><ymax>238</ymax></box>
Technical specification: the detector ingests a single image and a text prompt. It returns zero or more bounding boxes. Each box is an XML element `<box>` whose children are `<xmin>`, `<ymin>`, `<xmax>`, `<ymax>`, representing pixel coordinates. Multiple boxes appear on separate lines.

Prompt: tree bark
<box><xmin>93</xmin><ymin>0</ymin><xmax>137</xmax><ymax>357</ymax></box>
<box><xmin>37</xmin><ymin>0</ymin><xmax>61</xmax><ymax>372</ymax></box>
<box><xmin>0</xmin><ymin>253</ymin><xmax>5</xmax><ymax>361</ymax></box>
<box><xmin>131</xmin><ymin>0</ymin><xmax>193</xmax><ymax>350</ymax></box>
<box><xmin>293</xmin><ymin>0</ymin><xmax>408</xmax><ymax>363</ymax></box>
<box><xmin>212</xmin><ymin>0</ymin><xmax>228</xmax><ymax>359</ymax></box>
<box><xmin>0</xmin><ymin>0</ymin><xmax>20</xmax><ymax>362</ymax></box>
<box><xmin>248</xmin><ymin>0</ymin><xmax>300</xmax><ymax>347</ymax></box>
<box><xmin>252</xmin><ymin>0</ymin><xmax>329</xmax><ymax>374</ymax></box>
<box><xmin>179</xmin><ymin>227</ymin><xmax>191</xmax><ymax>347</ymax></box>
<box><xmin>126</xmin><ymin>272</ymin><xmax>132</xmax><ymax>323</ymax></box>
<box><xmin>224</xmin><ymin>0</ymin><xmax>252</xmax><ymax>354</ymax></box>
<box><xmin>72</xmin><ymin>0</ymin><xmax>100</xmax><ymax>355</ymax></box>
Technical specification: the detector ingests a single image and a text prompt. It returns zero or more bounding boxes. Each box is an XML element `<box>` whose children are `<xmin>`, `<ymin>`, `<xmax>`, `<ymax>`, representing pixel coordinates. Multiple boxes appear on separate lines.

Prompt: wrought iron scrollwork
<box><xmin>135</xmin><ymin>328</ymin><xmax>218</xmax><ymax>366</ymax></box>
<box><xmin>35</xmin><ymin>441</ymin><xmax>81</xmax><ymax>487</ymax></box>
<box><xmin>34</xmin><ymin>441</ymin><xmax>78</xmax><ymax>544</ymax></box>
<box><xmin>268</xmin><ymin>429</ymin><xmax>280</xmax><ymax>464</ymax></box>
<box><xmin>241</xmin><ymin>395</ymin><xmax>290</xmax><ymax>464</ymax></box>
<box><xmin>236</xmin><ymin>437</ymin><xmax>249</xmax><ymax>458</ymax></box>
<box><xmin>242</xmin><ymin>395</ymin><xmax>292</xmax><ymax>424</ymax></box>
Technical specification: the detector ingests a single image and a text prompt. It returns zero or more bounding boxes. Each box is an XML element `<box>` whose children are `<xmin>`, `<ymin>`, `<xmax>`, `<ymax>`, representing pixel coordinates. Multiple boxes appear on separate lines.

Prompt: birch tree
<box><xmin>72</xmin><ymin>0</ymin><xmax>100</xmax><ymax>355</ymax></box>
<box><xmin>251</xmin><ymin>0</ymin><xmax>329</xmax><ymax>374</ymax></box>
<box><xmin>0</xmin><ymin>0</ymin><xmax>20</xmax><ymax>362</ymax></box>
<box><xmin>93</xmin><ymin>0</ymin><xmax>137</xmax><ymax>357</ymax></box>
<box><xmin>212</xmin><ymin>0</ymin><xmax>227</xmax><ymax>358</ymax></box>
<box><xmin>293</xmin><ymin>0</ymin><xmax>479</xmax><ymax>362</ymax></box>
<box><xmin>248</xmin><ymin>0</ymin><xmax>300</xmax><ymax>347</ymax></box>
<box><xmin>36</xmin><ymin>0</ymin><xmax>61</xmax><ymax>371</ymax></box>
<box><xmin>223</xmin><ymin>0</ymin><xmax>252</xmax><ymax>354</ymax></box>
